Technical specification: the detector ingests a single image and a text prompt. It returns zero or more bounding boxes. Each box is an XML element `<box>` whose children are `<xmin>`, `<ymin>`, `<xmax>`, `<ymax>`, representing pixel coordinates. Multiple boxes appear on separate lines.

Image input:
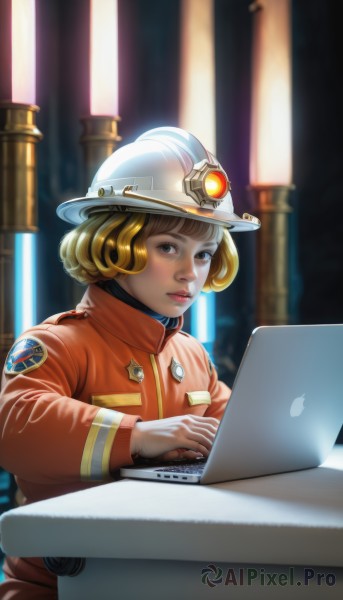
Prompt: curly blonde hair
<box><xmin>59</xmin><ymin>212</ymin><xmax>239</xmax><ymax>292</ymax></box>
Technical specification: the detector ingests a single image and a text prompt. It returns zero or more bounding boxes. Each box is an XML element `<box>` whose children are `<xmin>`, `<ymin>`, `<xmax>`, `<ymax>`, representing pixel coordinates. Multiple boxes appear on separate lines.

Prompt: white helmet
<box><xmin>57</xmin><ymin>126</ymin><xmax>260</xmax><ymax>231</ymax></box>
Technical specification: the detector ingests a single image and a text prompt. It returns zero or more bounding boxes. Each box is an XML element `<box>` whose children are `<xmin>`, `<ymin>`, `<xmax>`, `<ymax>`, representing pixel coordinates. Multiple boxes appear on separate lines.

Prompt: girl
<box><xmin>0</xmin><ymin>126</ymin><xmax>259</xmax><ymax>597</ymax></box>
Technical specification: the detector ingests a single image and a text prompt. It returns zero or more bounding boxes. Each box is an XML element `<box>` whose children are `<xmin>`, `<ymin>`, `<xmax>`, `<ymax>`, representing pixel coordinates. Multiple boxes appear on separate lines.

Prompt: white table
<box><xmin>1</xmin><ymin>446</ymin><xmax>343</xmax><ymax>599</ymax></box>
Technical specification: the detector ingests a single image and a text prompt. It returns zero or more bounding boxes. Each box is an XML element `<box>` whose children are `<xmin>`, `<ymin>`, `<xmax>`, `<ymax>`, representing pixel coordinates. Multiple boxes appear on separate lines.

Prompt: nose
<box><xmin>175</xmin><ymin>256</ymin><xmax>197</xmax><ymax>282</ymax></box>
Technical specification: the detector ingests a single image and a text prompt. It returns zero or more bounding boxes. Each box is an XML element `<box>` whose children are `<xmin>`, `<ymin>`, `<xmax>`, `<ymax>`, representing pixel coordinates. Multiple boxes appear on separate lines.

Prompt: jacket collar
<box><xmin>77</xmin><ymin>284</ymin><xmax>183</xmax><ymax>354</ymax></box>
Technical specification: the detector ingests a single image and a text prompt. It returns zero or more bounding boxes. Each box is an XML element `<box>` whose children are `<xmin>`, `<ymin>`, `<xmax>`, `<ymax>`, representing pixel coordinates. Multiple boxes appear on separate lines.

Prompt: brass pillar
<box><xmin>79</xmin><ymin>115</ymin><xmax>121</xmax><ymax>189</ymax></box>
<box><xmin>71</xmin><ymin>115</ymin><xmax>121</xmax><ymax>305</ymax></box>
<box><xmin>0</xmin><ymin>102</ymin><xmax>43</xmax><ymax>370</ymax></box>
<box><xmin>249</xmin><ymin>185</ymin><xmax>294</xmax><ymax>325</ymax></box>
<box><xmin>0</xmin><ymin>102</ymin><xmax>43</xmax><ymax>231</ymax></box>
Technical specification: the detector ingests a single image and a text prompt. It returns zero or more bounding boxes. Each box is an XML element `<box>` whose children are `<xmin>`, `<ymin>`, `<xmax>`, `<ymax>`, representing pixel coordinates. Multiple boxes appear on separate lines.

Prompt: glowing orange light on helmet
<box><xmin>204</xmin><ymin>171</ymin><xmax>228</xmax><ymax>199</ymax></box>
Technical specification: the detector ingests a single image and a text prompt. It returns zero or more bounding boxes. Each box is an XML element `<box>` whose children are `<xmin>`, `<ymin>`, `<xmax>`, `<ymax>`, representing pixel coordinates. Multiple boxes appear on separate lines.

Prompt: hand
<box><xmin>130</xmin><ymin>414</ymin><xmax>219</xmax><ymax>460</ymax></box>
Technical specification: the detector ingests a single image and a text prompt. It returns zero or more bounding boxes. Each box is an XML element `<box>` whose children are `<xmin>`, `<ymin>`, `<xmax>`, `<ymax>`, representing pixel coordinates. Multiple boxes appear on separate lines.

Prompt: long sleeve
<box><xmin>0</xmin><ymin>326</ymin><xmax>139</xmax><ymax>501</ymax></box>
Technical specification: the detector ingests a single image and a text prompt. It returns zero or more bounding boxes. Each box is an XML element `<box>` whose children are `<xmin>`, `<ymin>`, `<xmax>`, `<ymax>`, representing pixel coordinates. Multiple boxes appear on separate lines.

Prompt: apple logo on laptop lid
<box><xmin>290</xmin><ymin>393</ymin><xmax>306</xmax><ymax>417</ymax></box>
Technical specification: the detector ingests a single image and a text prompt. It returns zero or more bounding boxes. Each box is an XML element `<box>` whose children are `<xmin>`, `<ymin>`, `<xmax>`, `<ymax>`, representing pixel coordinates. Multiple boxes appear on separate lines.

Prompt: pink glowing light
<box><xmin>90</xmin><ymin>0</ymin><xmax>119</xmax><ymax>116</ymax></box>
<box><xmin>11</xmin><ymin>0</ymin><xmax>36</xmax><ymax>104</ymax></box>
<box><xmin>179</xmin><ymin>0</ymin><xmax>216</xmax><ymax>154</ymax></box>
<box><xmin>249</xmin><ymin>0</ymin><xmax>292</xmax><ymax>185</ymax></box>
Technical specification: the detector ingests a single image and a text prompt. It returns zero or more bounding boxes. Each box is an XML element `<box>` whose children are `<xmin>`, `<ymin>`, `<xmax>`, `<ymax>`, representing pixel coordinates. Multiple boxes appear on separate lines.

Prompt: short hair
<box><xmin>59</xmin><ymin>212</ymin><xmax>239</xmax><ymax>292</ymax></box>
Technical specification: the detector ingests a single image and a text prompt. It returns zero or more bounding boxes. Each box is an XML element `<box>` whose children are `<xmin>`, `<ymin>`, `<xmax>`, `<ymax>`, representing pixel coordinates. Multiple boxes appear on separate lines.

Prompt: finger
<box><xmin>191</xmin><ymin>423</ymin><xmax>218</xmax><ymax>437</ymax></box>
<box><xmin>184</xmin><ymin>415</ymin><xmax>220</xmax><ymax>427</ymax></box>
<box><xmin>156</xmin><ymin>449</ymin><xmax>205</xmax><ymax>462</ymax></box>
<box><xmin>177</xmin><ymin>449</ymin><xmax>204</xmax><ymax>460</ymax></box>
<box><xmin>192</xmin><ymin>442</ymin><xmax>211</xmax><ymax>457</ymax></box>
<box><xmin>178</xmin><ymin>436</ymin><xmax>212</xmax><ymax>457</ymax></box>
<box><xmin>182</xmin><ymin>417</ymin><xmax>219</xmax><ymax>436</ymax></box>
<box><xmin>183</xmin><ymin>425</ymin><xmax>218</xmax><ymax>448</ymax></box>
<box><xmin>157</xmin><ymin>449</ymin><xmax>189</xmax><ymax>462</ymax></box>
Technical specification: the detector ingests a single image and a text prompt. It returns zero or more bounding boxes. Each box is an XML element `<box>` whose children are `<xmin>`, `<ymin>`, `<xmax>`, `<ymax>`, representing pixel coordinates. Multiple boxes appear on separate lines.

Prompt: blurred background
<box><xmin>0</xmin><ymin>0</ymin><xmax>342</xmax><ymax>527</ymax></box>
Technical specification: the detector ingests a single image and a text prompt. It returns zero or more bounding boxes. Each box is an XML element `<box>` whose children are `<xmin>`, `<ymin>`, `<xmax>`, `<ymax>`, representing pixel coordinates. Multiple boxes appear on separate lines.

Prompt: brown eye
<box><xmin>197</xmin><ymin>251</ymin><xmax>213</xmax><ymax>261</ymax></box>
<box><xmin>158</xmin><ymin>244</ymin><xmax>176</xmax><ymax>254</ymax></box>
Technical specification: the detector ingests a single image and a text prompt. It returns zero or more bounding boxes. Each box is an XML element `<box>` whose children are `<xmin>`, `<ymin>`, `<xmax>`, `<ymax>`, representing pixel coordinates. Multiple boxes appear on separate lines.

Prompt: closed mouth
<box><xmin>168</xmin><ymin>291</ymin><xmax>192</xmax><ymax>298</ymax></box>
<box><xmin>167</xmin><ymin>292</ymin><xmax>193</xmax><ymax>305</ymax></box>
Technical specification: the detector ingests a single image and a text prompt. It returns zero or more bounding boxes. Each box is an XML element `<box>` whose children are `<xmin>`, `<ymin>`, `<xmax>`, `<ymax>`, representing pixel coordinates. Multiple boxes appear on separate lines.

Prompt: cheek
<box><xmin>199</xmin><ymin>263</ymin><xmax>211</xmax><ymax>285</ymax></box>
<box><xmin>146</xmin><ymin>258</ymin><xmax>168</xmax><ymax>282</ymax></box>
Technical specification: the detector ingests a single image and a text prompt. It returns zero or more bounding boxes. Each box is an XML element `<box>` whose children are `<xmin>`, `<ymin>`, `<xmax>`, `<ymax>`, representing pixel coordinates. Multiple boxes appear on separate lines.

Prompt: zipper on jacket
<box><xmin>150</xmin><ymin>354</ymin><xmax>163</xmax><ymax>419</ymax></box>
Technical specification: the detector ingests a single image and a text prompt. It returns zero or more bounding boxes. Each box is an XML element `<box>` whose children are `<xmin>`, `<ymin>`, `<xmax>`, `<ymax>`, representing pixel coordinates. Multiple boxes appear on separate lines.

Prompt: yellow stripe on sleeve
<box><xmin>80</xmin><ymin>408</ymin><xmax>124</xmax><ymax>481</ymax></box>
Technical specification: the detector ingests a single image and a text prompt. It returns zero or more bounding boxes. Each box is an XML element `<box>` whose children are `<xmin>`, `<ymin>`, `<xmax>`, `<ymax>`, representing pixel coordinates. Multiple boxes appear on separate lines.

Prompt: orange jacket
<box><xmin>0</xmin><ymin>284</ymin><xmax>230</xmax><ymax>504</ymax></box>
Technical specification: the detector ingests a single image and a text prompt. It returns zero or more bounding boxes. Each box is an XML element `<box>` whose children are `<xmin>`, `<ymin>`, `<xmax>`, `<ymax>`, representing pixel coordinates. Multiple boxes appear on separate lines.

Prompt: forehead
<box><xmin>144</xmin><ymin>215</ymin><xmax>223</xmax><ymax>243</ymax></box>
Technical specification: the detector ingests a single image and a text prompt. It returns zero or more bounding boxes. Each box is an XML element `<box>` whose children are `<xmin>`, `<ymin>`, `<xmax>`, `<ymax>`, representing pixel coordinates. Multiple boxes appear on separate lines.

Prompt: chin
<box><xmin>166</xmin><ymin>308</ymin><xmax>188</xmax><ymax>318</ymax></box>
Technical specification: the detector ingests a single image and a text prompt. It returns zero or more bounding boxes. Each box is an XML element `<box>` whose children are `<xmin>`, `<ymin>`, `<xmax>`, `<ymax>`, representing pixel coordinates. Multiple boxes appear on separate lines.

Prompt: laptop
<box><xmin>120</xmin><ymin>324</ymin><xmax>343</xmax><ymax>484</ymax></box>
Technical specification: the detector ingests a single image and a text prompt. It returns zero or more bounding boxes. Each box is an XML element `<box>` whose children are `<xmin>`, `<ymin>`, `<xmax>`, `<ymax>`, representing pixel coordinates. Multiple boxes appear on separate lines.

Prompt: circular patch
<box><xmin>5</xmin><ymin>336</ymin><xmax>48</xmax><ymax>375</ymax></box>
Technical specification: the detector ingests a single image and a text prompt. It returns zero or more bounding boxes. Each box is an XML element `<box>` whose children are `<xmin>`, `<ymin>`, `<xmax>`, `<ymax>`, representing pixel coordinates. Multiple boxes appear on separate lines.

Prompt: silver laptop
<box><xmin>120</xmin><ymin>324</ymin><xmax>343</xmax><ymax>484</ymax></box>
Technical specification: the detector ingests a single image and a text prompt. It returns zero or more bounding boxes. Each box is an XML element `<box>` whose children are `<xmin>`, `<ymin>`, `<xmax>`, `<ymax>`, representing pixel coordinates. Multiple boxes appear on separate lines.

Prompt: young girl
<box><xmin>0</xmin><ymin>126</ymin><xmax>259</xmax><ymax>597</ymax></box>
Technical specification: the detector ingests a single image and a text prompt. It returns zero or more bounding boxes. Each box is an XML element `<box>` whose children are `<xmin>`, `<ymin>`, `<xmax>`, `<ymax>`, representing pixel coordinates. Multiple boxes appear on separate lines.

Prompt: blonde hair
<box><xmin>59</xmin><ymin>212</ymin><xmax>239</xmax><ymax>292</ymax></box>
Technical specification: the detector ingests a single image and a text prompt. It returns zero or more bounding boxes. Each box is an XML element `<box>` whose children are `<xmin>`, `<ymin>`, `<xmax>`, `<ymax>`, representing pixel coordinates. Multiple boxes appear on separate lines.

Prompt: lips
<box><xmin>167</xmin><ymin>290</ymin><xmax>193</xmax><ymax>303</ymax></box>
<box><xmin>169</xmin><ymin>290</ymin><xmax>192</xmax><ymax>297</ymax></box>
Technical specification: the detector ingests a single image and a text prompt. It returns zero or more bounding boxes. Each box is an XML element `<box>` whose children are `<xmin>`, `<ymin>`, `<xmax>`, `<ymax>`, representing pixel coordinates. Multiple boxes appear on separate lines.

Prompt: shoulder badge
<box><xmin>5</xmin><ymin>336</ymin><xmax>48</xmax><ymax>375</ymax></box>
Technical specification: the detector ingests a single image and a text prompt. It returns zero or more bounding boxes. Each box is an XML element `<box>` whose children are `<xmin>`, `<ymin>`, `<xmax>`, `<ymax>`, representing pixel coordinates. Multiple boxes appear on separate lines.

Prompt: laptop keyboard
<box><xmin>155</xmin><ymin>460</ymin><xmax>206</xmax><ymax>475</ymax></box>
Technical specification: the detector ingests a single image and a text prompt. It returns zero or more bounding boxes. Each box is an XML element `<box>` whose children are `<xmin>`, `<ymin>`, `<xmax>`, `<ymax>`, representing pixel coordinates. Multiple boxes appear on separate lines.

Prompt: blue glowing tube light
<box><xmin>190</xmin><ymin>292</ymin><xmax>215</xmax><ymax>357</ymax></box>
<box><xmin>14</xmin><ymin>233</ymin><xmax>36</xmax><ymax>338</ymax></box>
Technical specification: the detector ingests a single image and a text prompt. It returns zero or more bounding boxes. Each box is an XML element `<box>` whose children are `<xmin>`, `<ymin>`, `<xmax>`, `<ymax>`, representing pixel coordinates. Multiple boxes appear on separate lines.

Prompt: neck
<box><xmin>97</xmin><ymin>280</ymin><xmax>180</xmax><ymax>329</ymax></box>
